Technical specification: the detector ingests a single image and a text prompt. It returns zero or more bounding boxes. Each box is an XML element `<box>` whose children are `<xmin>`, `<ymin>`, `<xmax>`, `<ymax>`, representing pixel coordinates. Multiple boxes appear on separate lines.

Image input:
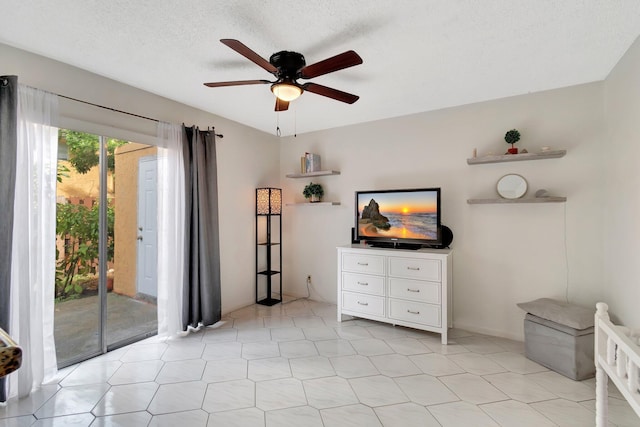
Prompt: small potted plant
<box><xmin>303</xmin><ymin>182</ymin><xmax>324</xmax><ymax>203</ymax></box>
<box><xmin>505</xmin><ymin>129</ymin><xmax>521</xmax><ymax>154</ymax></box>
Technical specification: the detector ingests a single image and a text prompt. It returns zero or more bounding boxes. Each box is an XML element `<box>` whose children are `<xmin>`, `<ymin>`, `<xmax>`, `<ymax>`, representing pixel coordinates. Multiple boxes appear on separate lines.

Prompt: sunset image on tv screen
<box><xmin>357</xmin><ymin>190</ymin><xmax>438</xmax><ymax>240</ymax></box>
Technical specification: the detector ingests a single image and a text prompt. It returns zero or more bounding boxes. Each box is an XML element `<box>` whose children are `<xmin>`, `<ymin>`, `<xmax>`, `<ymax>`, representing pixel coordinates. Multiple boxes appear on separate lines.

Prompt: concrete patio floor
<box><xmin>54</xmin><ymin>292</ymin><xmax>157</xmax><ymax>366</ymax></box>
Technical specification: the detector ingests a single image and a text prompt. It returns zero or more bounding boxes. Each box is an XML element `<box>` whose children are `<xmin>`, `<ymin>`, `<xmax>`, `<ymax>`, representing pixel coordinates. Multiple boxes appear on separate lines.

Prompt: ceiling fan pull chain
<box><xmin>294</xmin><ymin>105</ymin><xmax>297</xmax><ymax>138</ymax></box>
<box><xmin>276</xmin><ymin>112</ymin><xmax>281</xmax><ymax>137</ymax></box>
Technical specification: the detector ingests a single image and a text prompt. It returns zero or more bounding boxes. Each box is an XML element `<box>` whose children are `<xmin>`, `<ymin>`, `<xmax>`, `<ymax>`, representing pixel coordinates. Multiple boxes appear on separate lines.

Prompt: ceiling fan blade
<box><xmin>204</xmin><ymin>79</ymin><xmax>271</xmax><ymax>88</ymax></box>
<box><xmin>302</xmin><ymin>82</ymin><xmax>359</xmax><ymax>104</ymax></box>
<box><xmin>275</xmin><ymin>98</ymin><xmax>289</xmax><ymax>111</ymax></box>
<box><xmin>220</xmin><ymin>39</ymin><xmax>278</xmax><ymax>75</ymax></box>
<box><xmin>300</xmin><ymin>50</ymin><xmax>363</xmax><ymax>79</ymax></box>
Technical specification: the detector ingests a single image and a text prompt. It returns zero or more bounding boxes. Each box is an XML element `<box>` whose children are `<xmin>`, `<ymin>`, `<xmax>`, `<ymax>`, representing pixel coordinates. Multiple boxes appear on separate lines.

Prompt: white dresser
<box><xmin>337</xmin><ymin>244</ymin><xmax>452</xmax><ymax>344</ymax></box>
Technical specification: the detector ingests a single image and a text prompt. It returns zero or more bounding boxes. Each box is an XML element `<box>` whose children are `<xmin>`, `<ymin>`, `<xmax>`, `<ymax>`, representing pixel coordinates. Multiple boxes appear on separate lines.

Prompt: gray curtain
<box><xmin>0</xmin><ymin>75</ymin><xmax>18</xmax><ymax>402</ymax></box>
<box><xmin>182</xmin><ymin>125</ymin><xmax>221</xmax><ymax>330</ymax></box>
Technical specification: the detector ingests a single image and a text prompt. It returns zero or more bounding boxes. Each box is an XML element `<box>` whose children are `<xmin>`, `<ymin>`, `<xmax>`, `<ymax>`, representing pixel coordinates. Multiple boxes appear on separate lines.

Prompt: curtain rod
<box><xmin>56</xmin><ymin>93</ymin><xmax>223</xmax><ymax>138</ymax></box>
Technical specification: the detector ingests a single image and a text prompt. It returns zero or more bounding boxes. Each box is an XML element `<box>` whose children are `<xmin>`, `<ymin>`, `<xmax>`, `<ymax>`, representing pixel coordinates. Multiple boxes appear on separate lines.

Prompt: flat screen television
<box><xmin>355</xmin><ymin>187</ymin><xmax>442</xmax><ymax>249</ymax></box>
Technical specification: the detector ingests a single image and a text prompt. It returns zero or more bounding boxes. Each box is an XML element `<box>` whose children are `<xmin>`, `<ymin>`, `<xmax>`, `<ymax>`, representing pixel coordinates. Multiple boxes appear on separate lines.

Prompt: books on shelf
<box><xmin>301</xmin><ymin>152</ymin><xmax>321</xmax><ymax>173</ymax></box>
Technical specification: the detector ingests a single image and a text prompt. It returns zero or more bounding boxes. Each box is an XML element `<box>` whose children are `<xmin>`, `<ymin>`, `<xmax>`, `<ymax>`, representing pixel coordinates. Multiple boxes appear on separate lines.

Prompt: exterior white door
<box><xmin>136</xmin><ymin>157</ymin><xmax>158</xmax><ymax>298</ymax></box>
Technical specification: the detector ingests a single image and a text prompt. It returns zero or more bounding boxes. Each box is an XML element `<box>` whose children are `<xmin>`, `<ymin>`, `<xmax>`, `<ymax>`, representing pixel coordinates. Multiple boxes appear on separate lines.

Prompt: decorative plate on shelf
<box><xmin>496</xmin><ymin>174</ymin><xmax>528</xmax><ymax>199</ymax></box>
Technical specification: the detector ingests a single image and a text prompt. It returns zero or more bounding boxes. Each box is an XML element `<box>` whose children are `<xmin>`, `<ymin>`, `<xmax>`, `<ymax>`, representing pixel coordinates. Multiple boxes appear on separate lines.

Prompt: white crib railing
<box><xmin>595</xmin><ymin>302</ymin><xmax>640</xmax><ymax>426</ymax></box>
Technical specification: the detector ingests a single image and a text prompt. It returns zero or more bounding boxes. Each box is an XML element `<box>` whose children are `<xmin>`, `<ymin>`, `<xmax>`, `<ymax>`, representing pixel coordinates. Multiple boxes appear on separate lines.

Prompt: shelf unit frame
<box><xmin>256</xmin><ymin>188</ymin><xmax>282</xmax><ymax>306</ymax></box>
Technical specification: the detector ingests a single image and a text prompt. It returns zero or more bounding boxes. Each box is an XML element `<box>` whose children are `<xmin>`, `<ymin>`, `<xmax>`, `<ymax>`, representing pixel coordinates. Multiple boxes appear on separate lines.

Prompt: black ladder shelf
<box><xmin>255</xmin><ymin>188</ymin><xmax>282</xmax><ymax>306</ymax></box>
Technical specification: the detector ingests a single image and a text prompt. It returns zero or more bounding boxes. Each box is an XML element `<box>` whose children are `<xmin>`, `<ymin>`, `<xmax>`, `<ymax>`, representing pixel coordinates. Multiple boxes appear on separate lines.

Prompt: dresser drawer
<box><xmin>342</xmin><ymin>273</ymin><xmax>385</xmax><ymax>296</ymax></box>
<box><xmin>342</xmin><ymin>253</ymin><xmax>385</xmax><ymax>275</ymax></box>
<box><xmin>388</xmin><ymin>299</ymin><xmax>440</xmax><ymax>327</ymax></box>
<box><xmin>388</xmin><ymin>278</ymin><xmax>440</xmax><ymax>304</ymax></box>
<box><xmin>388</xmin><ymin>257</ymin><xmax>440</xmax><ymax>281</ymax></box>
<box><xmin>342</xmin><ymin>292</ymin><xmax>385</xmax><ymax>316</ymax></box>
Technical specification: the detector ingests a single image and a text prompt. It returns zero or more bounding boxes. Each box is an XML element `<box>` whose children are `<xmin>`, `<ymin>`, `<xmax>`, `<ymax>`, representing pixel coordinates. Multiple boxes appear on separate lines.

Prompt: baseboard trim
<box><xmin>452</xmin><ymin>321</ymin><xmax>523</xmax><ymax>342</ymax></box>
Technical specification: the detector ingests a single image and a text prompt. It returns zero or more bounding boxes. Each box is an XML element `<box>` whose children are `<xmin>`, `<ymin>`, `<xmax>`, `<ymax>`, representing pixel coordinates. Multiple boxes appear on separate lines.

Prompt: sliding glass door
<box><xmin>55</xmin><ymin>130</ymin><xmax>157</xmax><ymax>367</ymax></box>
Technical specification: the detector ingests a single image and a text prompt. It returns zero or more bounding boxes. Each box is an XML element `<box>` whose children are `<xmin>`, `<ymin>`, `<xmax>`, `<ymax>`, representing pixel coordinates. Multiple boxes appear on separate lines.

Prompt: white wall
<box><xmin>280</xmin><ymin>83</ymin><xmax>605</xmax><ymax>340</ymax></box>
<box><xmin>6</xmin><ymin>38</ymin><xmax>629</xmax><ymax>340</ymax></box>
<box><xmin>1</xmin><ymin>43</ymin><xmax>280</xmax><ymax>315</ymax></box>
<box><xmin>603</xmin><ymin>36</ymin><xmax>640</xmax><ymax>326</ymax></box>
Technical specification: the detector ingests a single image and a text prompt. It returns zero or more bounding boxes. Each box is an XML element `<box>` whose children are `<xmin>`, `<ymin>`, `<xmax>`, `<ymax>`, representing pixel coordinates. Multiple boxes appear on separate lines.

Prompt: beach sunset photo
<box><xmin>357</xmin><ymin>190</ymin><xmax>439</xmax><ymax>240</ymax></box>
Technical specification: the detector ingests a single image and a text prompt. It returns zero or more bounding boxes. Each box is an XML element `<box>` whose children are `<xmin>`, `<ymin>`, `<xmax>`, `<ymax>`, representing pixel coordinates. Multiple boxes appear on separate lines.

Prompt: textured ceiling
<box><xmin>2</xmin><ymin>1</ymin><xmax>640</xmax><ymax>136</ymax></box>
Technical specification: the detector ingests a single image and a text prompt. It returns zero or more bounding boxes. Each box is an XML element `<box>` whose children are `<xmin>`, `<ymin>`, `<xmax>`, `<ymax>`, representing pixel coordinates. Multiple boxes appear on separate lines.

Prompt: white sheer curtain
<box><xmin>156</xmin><ymin>122</ymin><xmax>185</xmax><ymax>338</ymax></box>
<box><xmin>9</xmin><ymin>85</ymin><xmax>59</xmax><ymax>398</ymax></box>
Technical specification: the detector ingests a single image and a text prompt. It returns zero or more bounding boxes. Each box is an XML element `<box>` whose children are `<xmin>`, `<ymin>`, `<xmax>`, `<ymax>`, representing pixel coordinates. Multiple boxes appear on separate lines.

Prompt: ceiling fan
<box><xmin>204</xmin><ymin>39</ymin><xmax>363</xmax><ymax>111</ymax></box>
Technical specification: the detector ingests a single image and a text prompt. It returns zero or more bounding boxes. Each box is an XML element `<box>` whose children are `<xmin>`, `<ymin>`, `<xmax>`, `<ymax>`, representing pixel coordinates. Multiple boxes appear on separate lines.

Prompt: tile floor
<box><xmin>1</xmin><ymin>299</ymin><xmax>638</xmax><ymax>427</ymax></box>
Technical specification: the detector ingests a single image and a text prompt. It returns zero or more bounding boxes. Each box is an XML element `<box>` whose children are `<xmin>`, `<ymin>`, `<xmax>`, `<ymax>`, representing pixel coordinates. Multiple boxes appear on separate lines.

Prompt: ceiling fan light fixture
<box><xmin>271</xmin><ymin>82</ymin><xmax>302</xmax><ymax>102</ymax></box>
<box><xmin>206</xmin><ymin>39</ymin><xmax>362</xmax><ymax>112</ymax></box>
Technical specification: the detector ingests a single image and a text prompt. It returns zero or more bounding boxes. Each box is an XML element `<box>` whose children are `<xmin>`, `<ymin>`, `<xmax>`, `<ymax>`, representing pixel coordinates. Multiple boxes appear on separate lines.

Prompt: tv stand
<box><xmin>337</xmin><ymin>244</ymin><xmax>452</xmax><ymax>344</ymax></box>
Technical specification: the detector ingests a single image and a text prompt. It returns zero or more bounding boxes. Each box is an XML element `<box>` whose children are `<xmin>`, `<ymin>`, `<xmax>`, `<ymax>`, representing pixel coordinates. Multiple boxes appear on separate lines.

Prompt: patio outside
<box><xmin>55</xmin><ymin>131</ymin><xmax>158</xmax><ymax>366</ymax></box>
<box><xmin>54</xmin><ymin>293</ymin><xmax>157</xmax><ymax>364</ymax></box>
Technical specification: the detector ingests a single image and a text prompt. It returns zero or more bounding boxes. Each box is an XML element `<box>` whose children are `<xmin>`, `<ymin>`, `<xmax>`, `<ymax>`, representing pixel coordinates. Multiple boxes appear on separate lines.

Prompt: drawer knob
<box><xmin>407</xmin><ymin>266</ymin><xmax>420</xmax><ymax>271</ymax></box>
<box><xmin>357</xmin><ymin>282</ymin><xmax>369</xmax><ymax>286</ymax></box>
<box><xmin>407</xmin><ymin>309</ymin><xmax>420</xmax><ymax>315</ymax></box>
<box><xmin>357</xmin><ymin>301</ymin><xmax>369</xmax><ymax>306</ymax></box>
<box><xmin>407</xmin><ymin>288</ymin><xmax>420</xmax><ymax>293</ymax></box>
<box><xmin>357</xmin><ymin>262</ymin><xmax>369</xmax><ymax>266</ymax></box>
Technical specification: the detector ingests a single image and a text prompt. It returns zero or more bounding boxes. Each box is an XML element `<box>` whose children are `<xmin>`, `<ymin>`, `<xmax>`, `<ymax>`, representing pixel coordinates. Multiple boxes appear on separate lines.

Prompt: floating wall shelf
<box><xmin>467</xmin><ymin>150</ymin><xmax>566</xmax><ymax>165</ymax></box>
<box><xmin>286</xmin><ymin>170</ymin><xmax>341</xmax><ymax>178</ymax></box>
<box><xmin>467</xmin><ymin>197</ymin><xmax>567</xmax><ymax>204</ymax></box>
<box><xmin>285</xmin><ymin>202</ymin><xmax>341</xmax><ymax>206</ymax></box>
